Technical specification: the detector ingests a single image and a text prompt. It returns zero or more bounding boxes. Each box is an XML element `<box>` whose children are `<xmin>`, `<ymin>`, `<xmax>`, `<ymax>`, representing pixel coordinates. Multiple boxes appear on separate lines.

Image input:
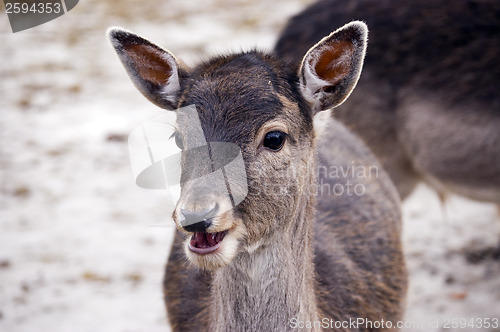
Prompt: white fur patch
<box><xmin>313</xmin><ymin>109</ymin><xmax>332</xmax><ymax>138</ymax></box>
<box><xmin>300</xmin><ymin>58</ymin><xmax>331</xmax><ymax>106</ymax></box>
<box><xmin>159</xmin><ymin>51</ymin><xmax>181</xmax><ymax>104</ymax></box>
<box><xmin>244</xmin><ymin>239</ymin><xmax>264</xmax><ymax>254</ymax></box>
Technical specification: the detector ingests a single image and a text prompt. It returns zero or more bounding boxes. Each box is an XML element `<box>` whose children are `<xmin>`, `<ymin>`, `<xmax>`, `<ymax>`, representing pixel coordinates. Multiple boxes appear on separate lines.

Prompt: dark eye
<box><xmin>171</xmin><ymin>132</ymin><xmax>184</xmax><ymax>150</ymax></box>
<box><xmin>263</xmin><ymin>131</ymin><xmax>286</xmax><ymax>151</ymax></box>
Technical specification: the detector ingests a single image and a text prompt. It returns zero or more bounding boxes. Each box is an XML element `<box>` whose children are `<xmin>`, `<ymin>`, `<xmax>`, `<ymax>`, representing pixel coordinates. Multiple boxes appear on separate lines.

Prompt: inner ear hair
<box><xmin>108</xmin><ymin>27</ymin><xmax>185</xmax><ymax>110</ymax></box>
<box><xmin>299</xmin><ymin>21</ymin><xmax>368</xmax><ymax>114</ymax></box>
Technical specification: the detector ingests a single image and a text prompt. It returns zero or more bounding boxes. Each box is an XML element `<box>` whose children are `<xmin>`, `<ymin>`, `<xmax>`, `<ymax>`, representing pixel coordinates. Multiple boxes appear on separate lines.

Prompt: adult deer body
<box><xmin>109</xmin><ymin>21</ymin><xmax>407</xmax><ymax>331</ymax></box>
<box><xmin>276</xmin><ymin>0</ymin><xmax>500</xmax><ymax>202</ymax></box>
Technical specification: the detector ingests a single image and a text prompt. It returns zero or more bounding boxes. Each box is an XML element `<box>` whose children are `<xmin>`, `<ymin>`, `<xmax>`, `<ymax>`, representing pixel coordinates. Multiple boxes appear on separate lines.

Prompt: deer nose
<box><xmin>180</xmin><ymin>203</ymin><xmax>218</xmax><ymax>232</ymax></box>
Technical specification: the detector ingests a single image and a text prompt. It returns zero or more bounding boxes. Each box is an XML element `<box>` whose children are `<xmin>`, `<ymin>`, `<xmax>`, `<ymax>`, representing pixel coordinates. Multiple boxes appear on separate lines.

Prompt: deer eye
<box><xmin>170</xmin><ymin>132</ymin><xmax>184</xmax><ymax>150</ymax></box>
<box><xmin>263</xmin><ymin>131</ymin><xmax>286</xmax><ymax>151</ymax></box>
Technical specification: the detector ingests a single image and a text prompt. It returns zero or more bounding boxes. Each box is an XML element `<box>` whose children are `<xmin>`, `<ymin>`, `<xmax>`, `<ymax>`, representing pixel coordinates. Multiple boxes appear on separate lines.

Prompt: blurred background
<box><xmin>1</xmin><ymin>0</ymin><xmax>499</xmax><ymax>331</ymax></box>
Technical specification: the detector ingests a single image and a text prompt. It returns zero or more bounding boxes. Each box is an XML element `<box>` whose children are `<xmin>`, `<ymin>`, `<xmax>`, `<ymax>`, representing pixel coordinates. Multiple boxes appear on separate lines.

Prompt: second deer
<box><xmin>275</xmin><ymin>0</ymin><xmax>500</xmax><ymax>203</ymax></box>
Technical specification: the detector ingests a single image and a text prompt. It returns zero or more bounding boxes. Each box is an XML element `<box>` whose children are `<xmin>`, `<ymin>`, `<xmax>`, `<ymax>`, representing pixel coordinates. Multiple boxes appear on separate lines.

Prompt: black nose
<box><xmin>180</xmin><ymin>204</ymin><xmax>218</xmax><ymax>232</ymax></box>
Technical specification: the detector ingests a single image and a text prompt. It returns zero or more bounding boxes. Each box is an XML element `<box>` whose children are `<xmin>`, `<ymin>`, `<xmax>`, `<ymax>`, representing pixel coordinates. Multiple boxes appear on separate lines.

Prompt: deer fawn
<box><xmin>109</xmin><ymin>21</ymin><xmax>407</xmax><ymax>331</ymax></box>
<box><xmin>276</xmin><ymin>0</ymin><xmax>500</xmax><ymax>203</ymax></box>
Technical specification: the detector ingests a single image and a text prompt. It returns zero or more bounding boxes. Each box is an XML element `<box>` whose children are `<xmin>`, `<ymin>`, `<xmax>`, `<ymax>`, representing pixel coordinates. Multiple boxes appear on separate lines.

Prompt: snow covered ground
<box><xmin>1</xmin><ymin>1</ymin><xmax>499</xmax><ymax>331</ymax></box>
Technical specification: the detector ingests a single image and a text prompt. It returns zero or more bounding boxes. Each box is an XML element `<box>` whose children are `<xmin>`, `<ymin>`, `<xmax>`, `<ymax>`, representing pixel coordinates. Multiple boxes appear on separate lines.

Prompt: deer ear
<box><xmin>107</xmin><ymin>27</ymin><xmax>185</xmax><ymax>110</ymax></box>
<box><xmin>299</xmin><ymin>21</ymin><xmax>367</xmax><ymax>114</ymax></box>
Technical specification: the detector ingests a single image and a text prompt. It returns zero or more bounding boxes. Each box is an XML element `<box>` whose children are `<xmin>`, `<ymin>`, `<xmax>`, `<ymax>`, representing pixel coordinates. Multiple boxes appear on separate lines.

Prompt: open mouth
<box><xmin>188</xmin><ymin>230</ymin><xmax>228</xmax><ymax>254</ymax></box>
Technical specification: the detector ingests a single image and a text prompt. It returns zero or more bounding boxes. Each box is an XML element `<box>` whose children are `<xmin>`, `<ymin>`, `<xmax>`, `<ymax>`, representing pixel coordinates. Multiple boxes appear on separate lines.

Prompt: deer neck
<box><xmin>210</xmin><ymin>196</ymin><xmax>318</xmax><ymax>331</ymax></box>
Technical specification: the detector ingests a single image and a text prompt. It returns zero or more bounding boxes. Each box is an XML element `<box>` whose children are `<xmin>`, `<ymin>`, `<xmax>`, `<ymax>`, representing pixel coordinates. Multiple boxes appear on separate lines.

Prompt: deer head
<box><xmin>108</xmin><ymin>21</ymin><xmax>367</xmax><ymax>270</ymax></box>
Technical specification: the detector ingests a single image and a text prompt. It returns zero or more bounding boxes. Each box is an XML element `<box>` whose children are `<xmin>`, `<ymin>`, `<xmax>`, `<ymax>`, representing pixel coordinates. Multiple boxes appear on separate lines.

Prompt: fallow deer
<box><xmin>109</xmin><ymin>20</ymin><xmax>407</xmax><ymax>331</ymax></box>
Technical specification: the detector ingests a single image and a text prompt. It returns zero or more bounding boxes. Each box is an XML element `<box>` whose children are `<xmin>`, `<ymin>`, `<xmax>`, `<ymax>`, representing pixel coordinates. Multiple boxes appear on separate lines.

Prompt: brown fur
<box><xmin>109</xmin><ymin>22</ymin><xmax>407</xmax><ymax>331</ymax></box>
<box><xmin>275</xmin><ymin>0</ymin><xmax>500</xmax><ymax>202</ymax></box>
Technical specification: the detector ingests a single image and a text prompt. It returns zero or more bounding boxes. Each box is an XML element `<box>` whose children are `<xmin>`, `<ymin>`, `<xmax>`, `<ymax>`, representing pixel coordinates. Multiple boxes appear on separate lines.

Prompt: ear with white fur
<box><xmin>107</xmin><ymin>27</ymin><xmax>185</xmax><ymax>110</ymax></box>
<box><xmin>299</xmin><ymin>21</ymin><xmax>367</xmax><ymax>114</ymax></box>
